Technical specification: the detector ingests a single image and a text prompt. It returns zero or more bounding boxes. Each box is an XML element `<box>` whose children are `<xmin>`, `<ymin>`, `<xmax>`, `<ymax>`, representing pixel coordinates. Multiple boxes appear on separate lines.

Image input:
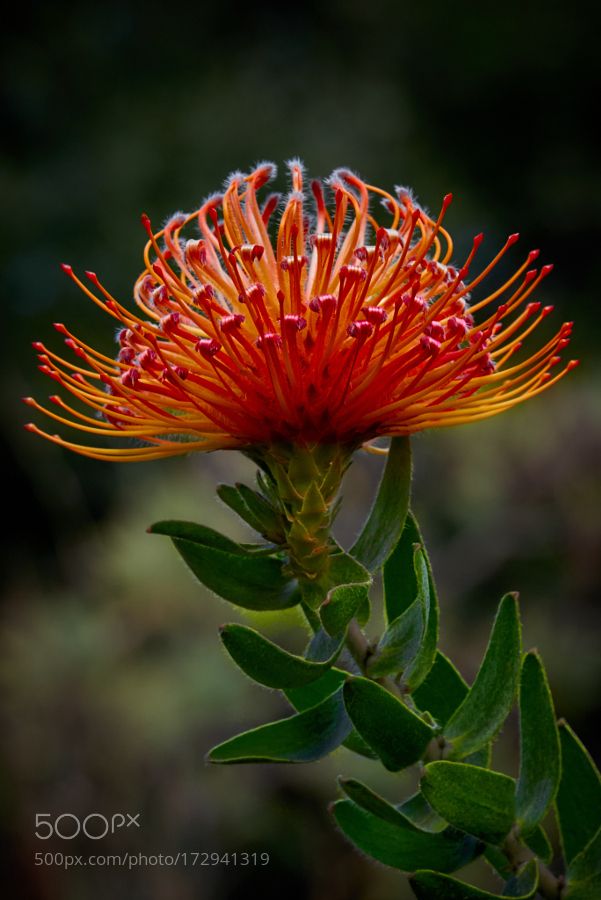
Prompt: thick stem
<box><xmin>345</xmin><ymin>618</ymin><xmax>403</xmax><ymax>698</ymax></box>
<box><xmin>503</xmin><ymin>829</ymin><xmax>564</xmax><ymax>899</ymax></box>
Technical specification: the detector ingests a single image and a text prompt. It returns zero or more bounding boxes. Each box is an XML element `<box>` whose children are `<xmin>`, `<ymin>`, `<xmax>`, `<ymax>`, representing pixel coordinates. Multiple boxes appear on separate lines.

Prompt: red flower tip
<box><xmin>22</xmin><ymin>396</ymin><xmax>35</xmax><ymax>406</ymax></box>
<box><xmin>567</xmin><ymin>359</ymin><xmax>580</xmax><ymax>370</ymax></box>
<box><xmin>60</xmin><ymin>263</ymin><xmax>73</xmax><ymax>275</ymax></box>
<box><xmin>256</xmin><ymin>333</ymin><xmax>282</xmax><ymax>350</ymax></box>
<box><xmin>362</xmin><ymin>306</ymin><xmax>388</xmax><ymax>325</ymax></box>
<box><xmin>507</xmin><ymin>233</ymin><xmax>520</xmax><ymax>246</ymax></box>
<box><xmin>196</xmin><ymin>338</ymin><xmax>221</xmax><ymax>358</ymax></box>
<box><xmin>140</xmin><ymin>213</ymin><xmax>152</xmax><ymax>232</ymax></box>
<box><xmin>85</xmin><ymin>270</ymin><xmax>98</xmax><ymax>283</ymax></box>
<box><xmin>31</xmin><ymin>341</ymin><xmax>45</xmax><ymax>351</ymax></box>
<box><xmin>420</xmin><ymin>336</ymin><xmax>441</xmax><ymax>355</ymax></box>
<box><xmin>541</xmin><ymin>264</ymin><xmax>554</xmax><ymax>276</ymax></box>
<box><xmin>348</xmin><ymin>321</ymin><xmax>374</xmax><ymax>340</ymax></box>
<box><xmin>282</xmin><ymin>315</ymin><xmax>307</xmax><ymax>333</ymax></box>
<box><xmin>159</xmin><ymin>312</ymin><xmax>180</xmax><ymax>333</ymax></box>
<box><xmin>220</xmin><ymin>314</ymin><xmax>245</xmax><ymax>333</ymax></box>
<box><xmin>309</xmin><ymin>294</ymin><xmax>337</xmax><ymax>314</ymax></box>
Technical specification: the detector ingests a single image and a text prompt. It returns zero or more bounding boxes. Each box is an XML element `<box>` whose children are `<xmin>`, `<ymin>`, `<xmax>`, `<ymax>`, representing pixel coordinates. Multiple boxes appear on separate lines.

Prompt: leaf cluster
<box><xmin>150</xmin><ymin>440</ymin><xmax>600</xmax><ymax>899</ymax></box>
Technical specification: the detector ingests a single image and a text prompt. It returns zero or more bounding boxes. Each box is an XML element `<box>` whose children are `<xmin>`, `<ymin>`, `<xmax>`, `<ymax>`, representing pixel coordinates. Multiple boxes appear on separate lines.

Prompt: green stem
<box><xmin>502</xmin><ymin>828</ymin><xmax>564</xmax><ymax>899</ymax></box>
<box><xmin>345</xmin><ymin>618</ymin><xmax>404</xmax><ymax>698</ymax></box>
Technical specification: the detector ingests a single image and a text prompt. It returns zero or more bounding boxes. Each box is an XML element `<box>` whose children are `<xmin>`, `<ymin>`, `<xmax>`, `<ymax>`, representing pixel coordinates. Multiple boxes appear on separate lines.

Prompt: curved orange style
<box><xmin>25</xmin><ymin>160</ymin><xmax>577</xmax><ymax>461</ymax></box>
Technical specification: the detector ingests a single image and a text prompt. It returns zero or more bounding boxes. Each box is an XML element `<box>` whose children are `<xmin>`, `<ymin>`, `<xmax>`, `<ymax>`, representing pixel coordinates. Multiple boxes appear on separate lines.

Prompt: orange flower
<box><xmin>25</xmin><ymin>160</ymin><xmax>576</xmax><ymax>461</ymax></box>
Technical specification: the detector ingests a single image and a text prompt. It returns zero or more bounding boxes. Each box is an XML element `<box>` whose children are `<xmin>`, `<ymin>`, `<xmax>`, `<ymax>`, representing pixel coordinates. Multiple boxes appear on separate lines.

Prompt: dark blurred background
<box><xmin>1</xmin><ymin>1</ymin><xmax>600</xmax><ymax>897</ymax></box>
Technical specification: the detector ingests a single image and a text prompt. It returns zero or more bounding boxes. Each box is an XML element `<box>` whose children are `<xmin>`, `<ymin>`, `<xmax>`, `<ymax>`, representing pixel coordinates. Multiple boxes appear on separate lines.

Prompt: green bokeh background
<box><xmin>2</xmin><ymin>2</ymin><xmax>600</xmax><ymax>897</ymax></box>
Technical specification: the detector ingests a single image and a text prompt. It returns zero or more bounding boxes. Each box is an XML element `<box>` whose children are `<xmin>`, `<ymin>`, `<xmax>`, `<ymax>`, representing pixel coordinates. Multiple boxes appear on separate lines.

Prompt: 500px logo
<box><xmin>35</xmin><ymin>813</ymin><xmax>141</xmax><ymax>840</ymax></box>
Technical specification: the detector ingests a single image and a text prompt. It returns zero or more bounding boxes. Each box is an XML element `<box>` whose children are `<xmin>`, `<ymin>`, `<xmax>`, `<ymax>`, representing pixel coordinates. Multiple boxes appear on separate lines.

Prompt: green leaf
<box><xmin>411</xmin><ymin>859</ymin><xmax>538</xmax><ymax>899</ymax></box>
<box><xmin>524</xmin><ymin>825</ymin><xmax>553</xmax><ymax>864</ymax></box>
<box><xmin>350</xmin><ymin>436</ymin><xmax>412</xmax><ymax>572</ymax></box>
<box><xmin>564</xmin><ymin>878</ymin><xmax>601</xmax><ymax>899</ymax></box>
<box><xmin>331</xmin><ymin>799</ymin><xmax>482</xmax><ymax>873</ymax></box>
<box><xmin>339</xmin><ymin>729</ymin><xmax>379</xmax><ymax>759</ymax></box>
<box><xmin>421</xmin><ymin>761</ymin><xmax>516</xmax><ymax>844</ymax></box>
<box><xmin>304</xmin><ymin>627</ymin><xmax>343</xmax><ymax>662</ymax></box>
<box><xmin>217</xmin><ymin>482</ymin><xmax>283</xmax><ymax>541</ymax></box>
<box><xmin>516</xmin><ymin>651</ymin><xmax>560</xmax><ymax>832</ymax></box>
<box><xmin>402</xmin><ymin>546</ymin><xmax>438</xmax><ymax>690</ymax></box>
<box><xmin>566</xmin><ymin>826</ymin><xmax>601</xmax><ymax>898</ymax></box>
<box><xmin>444</xmin><ymin>594</ymin><xmax>521</xmax><ymax>759</ymax></box>
<box><xmin>207</xmin><ymin>686</ymin><xmax>351</xmax><ymax>763</ymax></box>
<box><xmin>368</xmin><ymin>563</ymin><xmax>425</xmax><ymax>678</ymax></box>
<box><xmin>320</xmin><ymin>582</ymin><xmax>370</xmax><ymax>637</ymax></box>
<box><xmin>284</xmin><ymin>667</ymin><xmax>347</xmax><ymax>711</ymax></box>
<box><xmin>383</xmin><ymin>507</ymin><xmax>422</xmax><ymax>622</ymax></box>
<box><xmin>284</xmin><ymin>669</ymin><xmax>378</xmax><ymax>760</ymax></box>
<box><xmin>399</xmin><ymin>791</ymin><xmax>448</xmax><ymax>833</ymax></box>
<box><xmin>150</xmin><ymin>519</ymin><xmax>249</xmax><ymax>551</ymax></box>
<box><xmin>556</xmin><ymin>721</ymin><xmax>601</xmax><ymax>865</ymax></box>
<box><xmin>219</xmin><ymin>624</ymin><xmax>342</xmax><ymax>689</ymax></box>
<box><xmin>216</xmin><ymin>483</ymin><xmax>265</xmax><ymax>534</ymax></box>
<box><xmin>413</xmin><ymin>651</ymin><xmax>469</xmax><ymax>727</ymax></box>
<box><xmin>343</xmin><ymin>677</ymin><xmax>433</xmax><ymax>771</ymax></box>
<box><xmin>328</xmin><ymin>546</ymin><xmax>372</xmax><ymax>587</ymax></box>
<box><xmin>338</xmin><ymin>777</ymin><xmax>408</xmax><ymax>825</ymax></box>
<box><xmin>150</xmin><ymin>520</ymin><xmax>299</xmax><ymax>611</ymax></box>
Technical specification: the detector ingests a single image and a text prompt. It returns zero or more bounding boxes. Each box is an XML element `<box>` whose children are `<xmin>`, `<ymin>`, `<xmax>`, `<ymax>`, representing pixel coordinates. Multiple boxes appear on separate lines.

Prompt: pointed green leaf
<box><xmin>368</xmin><ymin>545</ymin><xmax>426</xmax><ymax>678</ymax></box>
<box><xmin>413</xmin><ymin>651</ymin><xmax>469</xmax><ymax>726</ymax></box>
<box><xmin>411</xmin><ymin>859</ymin><xmax>538</xmax><ymax>899</ymax></box>
<box><xmin>566</xmin><ymin>825</ymin><xmax>601</xmax><ymax>898</ymax></box>
<box><xmin>284</xmin><ymin>669</ymin><xmax>378</xmax><ymax>760</ymax></box>
<box><xmin>402</xmin><ymin>546</ymin><xmax>438</xmax><ymax>690</ymax></box>
<box><xmin>284</xmin><ymin>667</ymin><xmax>347</xmax><ymax>711</ymax></box>
<box><xmin>217</xmin><ymin>482</ymin><xmax>284</xmax><ymax>541</ymax></box>
<box><xmin>564</xmin><ymin>877</ymin><xmax>601</xmax><ymax>899</ymax></box>
<box><xmin>343</xmin><ymin>677</ymin><xmax>433</xmax><ymax>771</ymax></box>
<box><xmin>219</xmin><ymin>624</ymin><xmax>342</xmax><ymax>689</ymax></box>
<box><xmin>421</xmin><ymin>761</ymin><xmax>516</xmax><ymax>844</ymax></box>
<box><xmin>444</xmin><ymin>594</ymin><xmax>521</xmax><ymax>759</ymax></box>
<box><xmin>338</xmin><ymin>777</ymin><xmax>409</xmax><ymax>825</ymax></box>
<box><xmin>150</xmin><ymin>521</ymin><xmax>298</xmax><ymax>611</ymax></box>
<box><xmin>524</xmin><ymin>825</ymin><xmax>553</xmax><ymax>864</ymax></box>
<box><xmin>328</xmin><ymin>546</ymin><xmax>371</xmax><ymax>587</ymax></box>
<box><xmin>399</xmin><ymin>791</ymin><xmax>448</xmax><ymax>833</ymax></box>
<box><xmin>516</xmin><ymin>651</ymin><xmax>560</xmax><ymax>832</ymax></box>
<box><xmin>383</xmin><ymin>508</ymin><xmax>422</xmax><ymax>622</ymax></box>
<box><xmin>350</xmin><ymin>436</ymin><xmax>412</xmax><ymax>572</ymax></box>
<box><xmin>150</xmin><ymin>520</ymin><xmax>248</xmax><ymax>551</ymax></box>
<box><xmin>339</xmin><ymin>729</ymin><xmax>379</xmax><ymax>759</ymax></box>
<box><xmin>556</xmin><ymin>721</ymin><xmax>601</xmax><ymax>865</ymax></box>
<box><xmin>320</xmin><ymin>582</ymin><xmax>370</xmax><ymax>636</ymax></box>
<box><xmin>208</xmin><ymin>685</ymin><xmax>351</xmax><ymax>763</ymax></box>
<box><xmin>216</xmin><ymin>483</ymin><xmax>266</xmax><ymax>535</ymax></box>
<box><xmin>368</xmin><ymin>594</ymin><xmax>424</xmax><ymax>678</ymax></box>
<box><xmin>305</xmin><ymin>627</ymin><xmax>344</xmax><ymax>662</ymax></box>
<box><xmin>331</xmin><ymin>799</ymin><xmax>482</xmax><ymax>873</ymax></box>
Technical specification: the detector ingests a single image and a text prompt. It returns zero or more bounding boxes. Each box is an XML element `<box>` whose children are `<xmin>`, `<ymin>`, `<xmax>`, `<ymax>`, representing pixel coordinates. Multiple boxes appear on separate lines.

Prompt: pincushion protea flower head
<box><xmin>25</xmin><ymin>160</ymin><xmax>576</xmax><ymax>461</ymax></box>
